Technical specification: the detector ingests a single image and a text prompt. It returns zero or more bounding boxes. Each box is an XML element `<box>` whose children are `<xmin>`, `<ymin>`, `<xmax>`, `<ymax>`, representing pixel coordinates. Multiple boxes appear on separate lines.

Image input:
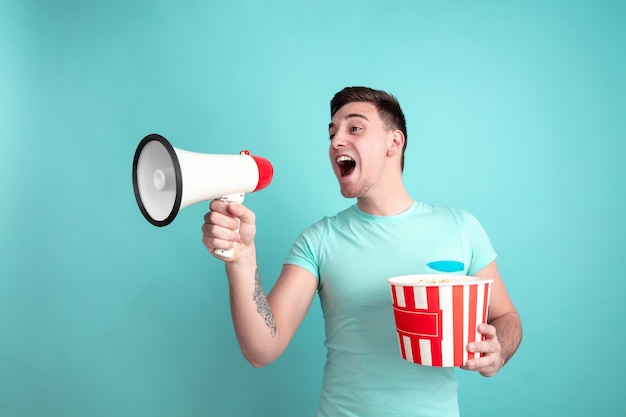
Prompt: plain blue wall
<box><xmin>1</xmin><ymin>1</ymin><xmax>624</xmax><ymax>416</ymax></box>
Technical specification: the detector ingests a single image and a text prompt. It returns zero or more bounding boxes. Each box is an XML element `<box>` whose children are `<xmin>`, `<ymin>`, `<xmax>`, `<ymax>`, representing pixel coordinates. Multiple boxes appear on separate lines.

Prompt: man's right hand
<box><xmin>202</xmin><ymin>199</ymin><xmax>257</xmax><ymax>262</ymax></box>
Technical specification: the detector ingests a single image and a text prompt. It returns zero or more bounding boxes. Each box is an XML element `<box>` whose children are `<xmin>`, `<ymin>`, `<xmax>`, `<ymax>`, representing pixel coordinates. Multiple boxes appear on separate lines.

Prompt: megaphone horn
<box><xmin>132</xmin><ymin>133</ymin><xmax>274</xmax><ymax>236</ymax></box>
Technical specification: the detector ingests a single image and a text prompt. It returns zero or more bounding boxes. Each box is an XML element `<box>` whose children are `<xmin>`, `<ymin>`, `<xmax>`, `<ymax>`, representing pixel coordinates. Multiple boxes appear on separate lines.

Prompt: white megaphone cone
<box><xmin>132</xmin><ymin>133</ymin><xmax>274</xmax><ymax>257</ymax></box>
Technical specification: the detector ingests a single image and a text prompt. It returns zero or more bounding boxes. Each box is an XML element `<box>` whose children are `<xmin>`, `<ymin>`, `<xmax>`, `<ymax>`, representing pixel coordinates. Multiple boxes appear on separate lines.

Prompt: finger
<box><xmin>204</xmin><ymin>209</ymin><xmax>241</xmax><ymax>231</ymax></box>
<box><xmin>225</xmin><ymin>202</ymin><xmax>256</xmax><ymax>225</ymax></box>
<box><xmin>201</xmin><ymin>222</ymin><xmax>241</xmax><ymax>256</ymax></box>
<box><xmin>201</xmin><ymin>221</ymin><xmax>240</xmax><ymax>241</ymax></box>
<box><xmin>468</xmin><ymin>337</ymin><xmax>500</xmax><ymax>355</ymax></box>
<box><xmin>203</xmin><ymin>235</ymin><xmax>237</xmax><ymax>253</ymax></box>
<box><xmin>465</xmin><ymin>348</ymin><xmax>498</xmax><ymax>366</ymax></box>
<box><xmin>462</xmin><ymin>356</ymin><xmax>493</xmax><ymax>372</ymax></box>
<box><xmin>478</xmin><ymin>323</ymin><xmax>497</xmax><ymax>337</ymax></box>
<box><xmin>209</xmin><ymin>199</ymin><xmax>230</xmax><ymax>213</ymax></box>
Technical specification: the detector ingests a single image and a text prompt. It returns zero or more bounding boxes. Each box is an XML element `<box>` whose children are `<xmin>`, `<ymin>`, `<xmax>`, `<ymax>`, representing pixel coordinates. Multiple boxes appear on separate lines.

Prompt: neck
<box><xmin>356</xmin><ymin>184</ymin><xmax>413</xmax><ymax>216</ymax></box>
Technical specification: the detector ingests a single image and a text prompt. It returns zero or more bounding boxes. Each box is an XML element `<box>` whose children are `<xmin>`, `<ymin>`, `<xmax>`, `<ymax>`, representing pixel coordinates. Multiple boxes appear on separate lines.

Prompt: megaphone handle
<box><xmin>214</xmin><ymin>193</ymin><xmax>246</xmax><ymax>258</ymax></box>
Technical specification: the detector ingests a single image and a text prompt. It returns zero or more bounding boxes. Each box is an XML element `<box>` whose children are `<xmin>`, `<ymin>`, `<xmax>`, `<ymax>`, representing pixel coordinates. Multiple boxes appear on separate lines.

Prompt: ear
<box><xmin>387</xmin><ymin>130</ymin><xmax>405</xmax><ymax>157</ymax></box>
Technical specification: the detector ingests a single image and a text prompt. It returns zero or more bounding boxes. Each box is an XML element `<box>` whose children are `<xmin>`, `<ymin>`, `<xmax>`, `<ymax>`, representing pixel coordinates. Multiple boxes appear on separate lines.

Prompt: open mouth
<box><xmin>337</xmin><ymin>155</ymin><xmax>356</xmax><ymax>178</ymax></box>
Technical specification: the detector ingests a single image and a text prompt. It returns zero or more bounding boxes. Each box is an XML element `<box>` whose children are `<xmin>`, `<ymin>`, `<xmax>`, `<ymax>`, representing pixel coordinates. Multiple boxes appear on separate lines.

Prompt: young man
<box><xmin>202</xmin><ymin>87</ymin><xmax>522</xmax><ymax>417</ymax></box>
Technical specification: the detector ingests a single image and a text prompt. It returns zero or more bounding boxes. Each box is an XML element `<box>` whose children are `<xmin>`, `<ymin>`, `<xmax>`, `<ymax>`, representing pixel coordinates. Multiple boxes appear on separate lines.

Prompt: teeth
<box><xmin>336</xmin><ymin>155</ymin><xmax>355</xmax><ymax>163</ymax></box>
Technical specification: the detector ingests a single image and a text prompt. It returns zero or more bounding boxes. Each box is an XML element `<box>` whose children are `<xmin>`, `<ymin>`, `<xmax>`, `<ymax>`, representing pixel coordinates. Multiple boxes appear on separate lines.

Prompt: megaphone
<box><xmin>132</xmin><ymin>133</ymin><xmax>273</xmax><ymax>256</ymax></box>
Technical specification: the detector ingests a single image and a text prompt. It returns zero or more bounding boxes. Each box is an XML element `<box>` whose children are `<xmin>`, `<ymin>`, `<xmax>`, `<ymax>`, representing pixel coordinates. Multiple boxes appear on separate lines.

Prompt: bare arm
<box><xmin>462</xmin><ymin>260</ymin><xmax>522</xmax><ymax>377</ymax></box>
<box><xmin>202</xmin><ymin>200</ymin><xmax>318</xmax><ymax>368</ymax></box>
<box><xmin>226</xmin><ymin>257</ymin><xmax>317</xmax><ymax>367</ymax></box>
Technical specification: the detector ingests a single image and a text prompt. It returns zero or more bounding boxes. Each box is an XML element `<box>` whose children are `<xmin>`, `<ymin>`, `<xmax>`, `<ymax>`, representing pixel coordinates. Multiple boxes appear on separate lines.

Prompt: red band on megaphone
<box><xmin>250</xmin><ymin>155</ymin><xmax>274</xmax><ymax>192</ymax></box>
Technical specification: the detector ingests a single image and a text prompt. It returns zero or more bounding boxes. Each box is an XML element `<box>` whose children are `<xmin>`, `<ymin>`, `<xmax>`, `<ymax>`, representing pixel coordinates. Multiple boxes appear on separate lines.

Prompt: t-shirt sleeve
<box><xmin>459</xmin><ymin>209</ymin><xmax>498</xmax><ymax>275</ymax></box>
<box><xmin>283</xmin><ymin>219</ymin><xmax>325</xmax><ymax>280</ymax></box>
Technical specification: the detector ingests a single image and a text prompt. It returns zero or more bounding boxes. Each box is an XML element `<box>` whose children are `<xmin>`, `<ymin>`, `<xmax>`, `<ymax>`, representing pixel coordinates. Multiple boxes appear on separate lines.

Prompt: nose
<box><xmin>330</xmin><ymin>131</ymin><xmax>348</xmax><ymax>149</ymax></box>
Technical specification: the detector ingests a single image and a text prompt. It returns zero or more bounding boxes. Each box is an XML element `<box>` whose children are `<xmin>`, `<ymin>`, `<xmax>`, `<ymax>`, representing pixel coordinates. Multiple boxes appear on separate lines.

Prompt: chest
<box><xmin>317</xmin><ymin>216</ymin><xmax>469</xmax><ymax>311</ymax></box>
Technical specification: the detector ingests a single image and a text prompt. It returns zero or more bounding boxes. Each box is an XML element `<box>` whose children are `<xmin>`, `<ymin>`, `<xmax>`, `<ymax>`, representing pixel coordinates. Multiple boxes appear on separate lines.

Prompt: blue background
<box><xmin>1</xmin><ymin>1</ymin><xmax>624</xmax><ymax>416</ymax></box>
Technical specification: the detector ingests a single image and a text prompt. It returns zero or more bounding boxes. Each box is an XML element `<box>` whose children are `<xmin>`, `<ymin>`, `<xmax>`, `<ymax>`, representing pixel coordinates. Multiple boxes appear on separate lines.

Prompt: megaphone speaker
<box><xmin>132</xmin><ymin>133</ymin><xmax>273</xmax><ymax>229</ymax></box>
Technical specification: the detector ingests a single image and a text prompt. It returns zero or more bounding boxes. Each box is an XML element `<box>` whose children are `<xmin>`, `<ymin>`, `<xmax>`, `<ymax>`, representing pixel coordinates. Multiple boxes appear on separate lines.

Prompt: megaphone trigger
<box><xmin>220</xmin><ymin>193</ymin><xmax>246</xmax><ymax>204</ymax></box>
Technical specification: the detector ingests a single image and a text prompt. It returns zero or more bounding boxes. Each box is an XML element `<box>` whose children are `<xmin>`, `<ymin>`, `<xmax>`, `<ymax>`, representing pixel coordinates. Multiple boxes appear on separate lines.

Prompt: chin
<box><xmin>338</xmin><ymin>185</ymin><xmax>360</xmax><ymax>199</ymax></box>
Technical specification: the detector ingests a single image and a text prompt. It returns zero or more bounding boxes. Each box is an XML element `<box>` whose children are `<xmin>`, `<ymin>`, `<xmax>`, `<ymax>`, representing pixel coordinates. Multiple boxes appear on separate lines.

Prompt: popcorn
<box><xmin>415</xmin><ymin>276</ymin><xmax>460</xmax><ymax>284</ymax></box>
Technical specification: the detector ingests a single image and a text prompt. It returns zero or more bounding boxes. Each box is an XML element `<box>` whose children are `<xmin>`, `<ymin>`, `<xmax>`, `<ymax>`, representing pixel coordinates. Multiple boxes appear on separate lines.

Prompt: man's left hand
<box><xmin>461</xmin><ymin>323</ymin><xmax>504</xmax><ymax>377</ymax></box>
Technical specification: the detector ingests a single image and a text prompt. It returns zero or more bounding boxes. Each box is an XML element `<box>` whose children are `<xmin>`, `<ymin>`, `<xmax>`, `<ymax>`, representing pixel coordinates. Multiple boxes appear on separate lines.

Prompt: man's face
<box><xmin>328</xmin><ymin>101</ymin><xmax>394</xmax><ymax>199</ymax></box>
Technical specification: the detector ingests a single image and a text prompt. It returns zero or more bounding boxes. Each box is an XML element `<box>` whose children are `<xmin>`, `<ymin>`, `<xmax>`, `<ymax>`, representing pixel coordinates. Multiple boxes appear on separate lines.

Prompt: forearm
<box><xmin>225</xmin><ymin>248</ymin><xmax>283</xmax><ymax>367</ymax></box>
<box><xmin>489</xmin><ymin>311</ymin><xmax>522</xmax><ymax>367</ymax></box>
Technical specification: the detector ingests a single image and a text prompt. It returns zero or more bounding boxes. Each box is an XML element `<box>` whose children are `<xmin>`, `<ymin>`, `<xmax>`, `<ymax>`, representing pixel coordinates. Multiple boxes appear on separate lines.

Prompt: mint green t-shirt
<box><xmin>284</xmin><ymin>201</ymin><xmax>497</xmax><ymax>417</ymax></box>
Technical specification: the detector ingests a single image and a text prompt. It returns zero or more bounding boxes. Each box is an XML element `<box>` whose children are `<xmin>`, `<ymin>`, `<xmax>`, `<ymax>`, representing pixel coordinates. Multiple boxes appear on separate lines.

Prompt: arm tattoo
<box><xmin>252</xmin><ymin>269</ymin><xmax>277</xmax><ymax>337</ymax></box>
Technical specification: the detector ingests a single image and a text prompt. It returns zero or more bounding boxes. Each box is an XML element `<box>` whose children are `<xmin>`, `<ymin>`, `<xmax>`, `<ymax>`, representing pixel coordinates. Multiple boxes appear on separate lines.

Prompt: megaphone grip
<box><xmin>215</xmin><ymin>247</ymin><xmax>236</xmax><ymax>258</ymax></box>
<box><xmin>214</xmin><ymin>193</ymin><xmax>246</xmax><ymax>258</ymax></box>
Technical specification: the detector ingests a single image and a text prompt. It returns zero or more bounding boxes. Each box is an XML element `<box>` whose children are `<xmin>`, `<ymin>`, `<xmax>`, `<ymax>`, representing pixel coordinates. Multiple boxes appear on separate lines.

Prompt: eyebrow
<box><xmin>328</xmin><ymin>113</ymin><xmax>369</xmax><ymax>130</ymax></box>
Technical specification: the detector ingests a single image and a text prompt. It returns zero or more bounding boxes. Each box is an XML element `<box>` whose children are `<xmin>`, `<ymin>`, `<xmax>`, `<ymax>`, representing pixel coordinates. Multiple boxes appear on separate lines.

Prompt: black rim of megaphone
<box><xmin>132</xmin><ymin>133</ymin><xmax>183</xmax><ymax>227</ymax></box>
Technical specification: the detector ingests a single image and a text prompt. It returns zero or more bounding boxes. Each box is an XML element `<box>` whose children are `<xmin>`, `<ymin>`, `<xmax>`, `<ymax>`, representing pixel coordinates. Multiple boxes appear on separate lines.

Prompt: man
<box><xmin>202</xmin><ymin>87</ymin><xmax>522</xmax><ymax>417</ymax></box>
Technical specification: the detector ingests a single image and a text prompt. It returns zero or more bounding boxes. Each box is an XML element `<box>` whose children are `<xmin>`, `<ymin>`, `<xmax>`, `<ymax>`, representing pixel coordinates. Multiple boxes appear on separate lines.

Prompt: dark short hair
<box><xmin>330</xmin><ymin>86</ymin><xmax>408</xmax><ymax>170</ymax></box>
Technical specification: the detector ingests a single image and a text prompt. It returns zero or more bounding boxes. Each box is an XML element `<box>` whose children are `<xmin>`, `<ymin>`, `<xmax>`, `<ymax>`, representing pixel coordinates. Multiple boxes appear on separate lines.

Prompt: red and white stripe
<box><xmin>390</xmin><ymin>282</ymin><xmax>491</xmax><ymax>367</ymax></box>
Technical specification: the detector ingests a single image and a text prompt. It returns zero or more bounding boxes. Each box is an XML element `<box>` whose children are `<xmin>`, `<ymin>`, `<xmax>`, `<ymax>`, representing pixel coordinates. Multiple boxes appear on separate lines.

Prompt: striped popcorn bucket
<box><xmin>388</xmin><ymin>274</ymin><xmax>493</xmax><ymax>367</ymax></box>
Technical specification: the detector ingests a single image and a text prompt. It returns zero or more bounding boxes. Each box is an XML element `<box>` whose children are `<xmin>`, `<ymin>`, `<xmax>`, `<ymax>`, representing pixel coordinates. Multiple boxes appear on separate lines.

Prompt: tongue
<box><xmin>340</xmin><ymin>161</ymin><xmax>355</xmax><ymax>177</ymax></box>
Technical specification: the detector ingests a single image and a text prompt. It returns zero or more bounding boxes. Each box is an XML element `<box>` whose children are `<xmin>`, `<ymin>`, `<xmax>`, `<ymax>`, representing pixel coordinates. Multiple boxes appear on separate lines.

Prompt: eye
<box><xmin>329</xmin><ymin>133</ymin><xmax>335</xmax><ymax>140</ymax></box>
<box><xmin>350</xmin><ymin>126</ymin><xmax>362</xmax><ymax>133</ymax></box>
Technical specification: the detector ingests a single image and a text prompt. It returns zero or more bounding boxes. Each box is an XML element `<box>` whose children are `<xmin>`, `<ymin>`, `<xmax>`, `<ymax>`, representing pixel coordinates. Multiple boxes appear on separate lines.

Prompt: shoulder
<box><xmin>413</xmin><ymin>202</ymin><xmax>488</xmax><ymax>237</ymax></box>
<box><xmin>303</xmin><ymin>205</ymin><xmax>356</xmax><ymax>230</ymax></box>
<box><xmin>419</xmin><ymin>201</ymin><xmax>480</xmax><ymax>224</ymax></box>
